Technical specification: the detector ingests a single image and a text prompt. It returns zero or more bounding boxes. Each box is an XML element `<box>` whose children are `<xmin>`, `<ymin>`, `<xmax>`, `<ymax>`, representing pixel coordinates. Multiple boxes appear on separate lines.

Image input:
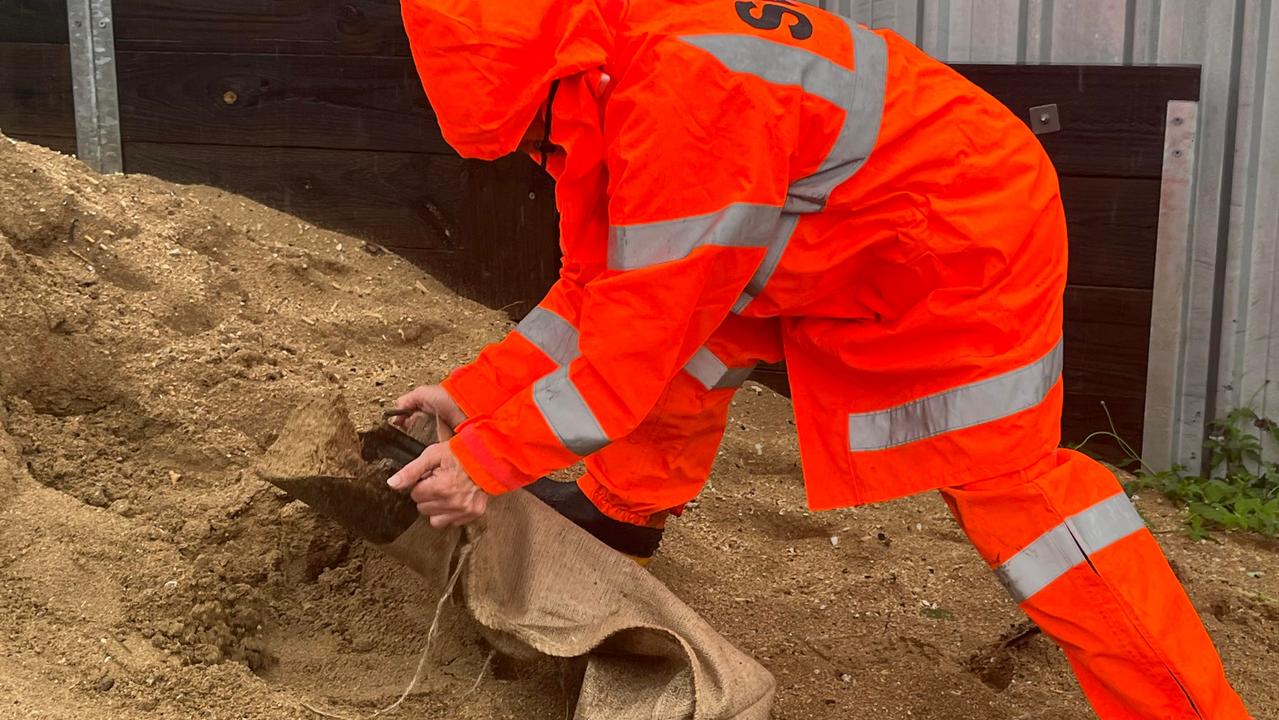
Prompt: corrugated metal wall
<box><xmin>812</xmin><ymin>0</ymin><xmax>1278</xmax><ymax>468</ymax></box>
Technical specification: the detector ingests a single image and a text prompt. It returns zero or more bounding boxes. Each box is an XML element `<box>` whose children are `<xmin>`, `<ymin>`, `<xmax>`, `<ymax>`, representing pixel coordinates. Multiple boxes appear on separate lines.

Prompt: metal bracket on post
<box><xmin>67</xmin><ymin>0</ymin><xmax>123</xmax><ymax>173</ymax></box>
<box><xmin>1028</xmin><ymin>104</ymin><xmax>1061</xmax><ymax>135</ymax></box>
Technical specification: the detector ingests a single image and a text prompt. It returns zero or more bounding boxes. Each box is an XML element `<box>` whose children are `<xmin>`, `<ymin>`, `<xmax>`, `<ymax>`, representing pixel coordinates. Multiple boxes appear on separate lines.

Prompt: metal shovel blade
<box><xmin>262</xmin><ymin>421</ymin><xmax>433</xmax><ymax>545</ymax></box>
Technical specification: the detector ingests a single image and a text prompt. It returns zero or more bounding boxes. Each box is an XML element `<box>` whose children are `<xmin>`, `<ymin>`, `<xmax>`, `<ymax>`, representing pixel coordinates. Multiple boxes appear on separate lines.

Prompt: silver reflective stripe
<box><xmin>680</xmin><ymin>24</ymin><xmax>887</xmax><ymax>214</ymax></box>
<box><xmin>848</xmin><ymin>340</ymin><xmax>1064</xmax><ymax>452</ymax></box>
<box><xmin>684</xmin><ymin>347</ymin><xmax>757</xmax><ymax>391</ymax></box>
<box><xmin>532</xmin><ymin>366</ymin><xmax>610</xmax><ymax>456</ymax></box>
<box><xmin>1065</xmin><ymin>492</ymin><xmax>1147</xmax><ymax>555</ymax></box>
<box><xmin>994</xmin><ymin>524</ymin><xmax>1083</xmax><ymax>605</ymax></box>
<box><xmin>791</xmin><ymin>24</ymin><xmax>887</xmax><ymax>211</ymax></box>
<box><xmin>608</xmin><ymin>203</ymin><xmax>790</xmax><ymax>271</ymax></box>
<box><xmin>996</xmin><ymin>493</ymin><xmax>1146</xmax><ymax>603</ymax></box>
<box><xmin>679</xmin><ymin>23</ymin><xmax>888</xmax><ymax>310</ymax></box>
<box><xmin>515</xmin><ymin>307</ymin><xmax>579</xmax><ymax>366</ymax></box>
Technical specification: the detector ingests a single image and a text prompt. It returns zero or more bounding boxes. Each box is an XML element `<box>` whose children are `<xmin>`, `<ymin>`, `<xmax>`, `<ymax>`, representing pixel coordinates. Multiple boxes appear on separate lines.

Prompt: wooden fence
<box><xmin>0</xmin><ymin>0</ymin><xmax>1201</xmax><ymax>457</ymax></box>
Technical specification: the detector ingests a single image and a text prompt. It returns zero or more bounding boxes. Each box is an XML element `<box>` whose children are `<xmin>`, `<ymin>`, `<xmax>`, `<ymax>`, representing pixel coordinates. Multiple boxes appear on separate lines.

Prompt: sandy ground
<box><xmin>1</xmin><ymin>135</ymin><xmax>1276</xmax><ymax>719</ymax></box>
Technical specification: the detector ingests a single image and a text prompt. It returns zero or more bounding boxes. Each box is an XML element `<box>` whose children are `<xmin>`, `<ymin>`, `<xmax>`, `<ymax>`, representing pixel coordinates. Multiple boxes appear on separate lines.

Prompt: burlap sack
<box><xmin>260</xmin><ymin>396</ymin><xmax>775</xmax><ymax>720</ymax></box>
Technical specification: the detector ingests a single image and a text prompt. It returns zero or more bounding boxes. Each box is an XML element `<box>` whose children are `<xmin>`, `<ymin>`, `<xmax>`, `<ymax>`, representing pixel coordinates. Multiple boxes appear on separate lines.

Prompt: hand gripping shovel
<box><xmin>257</xmin><ymin>396</ymin><xmax>776</xmax><ymax>720</ymax></box>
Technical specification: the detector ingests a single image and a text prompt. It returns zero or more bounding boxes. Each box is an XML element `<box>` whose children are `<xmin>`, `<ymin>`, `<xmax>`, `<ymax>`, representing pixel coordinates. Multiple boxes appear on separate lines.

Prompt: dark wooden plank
<box><xmin>0</xmin><ymin>0</ymin><xmax>67</xmax><ymax>43</ymax></box>
<box><xmin>1062</xmin><ymin>285</ymin><xmax>1152</xmax><ymax>400</ymax></box>
<box><xmin>403</xmin><ymin>173</ymin><xmax>1164</xmax><ymax>304</ymax></box>
<box><xmin>1061</xmin><ymin>283</ymin><xmax>1150</xmax><ymax>456</ymax></box>
<box><xmin>9</xmin><ymin>133</ymin><xmax>76</xmax><ymax>155</ymax></box>
<box><xmin>1062</xmin><ymin>176</ymin><xmax>1160</xmax><ymax>289</ymax></box>
<box><xmin>750</xmin><ymin>364</ymin><xmax>791</xmax><ymax>397</ymax></box>
<box><xmin>954</xmin><ymin>64</ymin><xmax>1200</xmax><ymax>178</ymax></box>
<box><xmin>114</xmin><ymin>51</ymin><xmax>446</xmax><ymax>153</ymax></box>
<box><xmin>0</xmin><ymin>42</ymin><xmax>74</xmax><ymax>137</ymax></box>
<box><xmin>1063</xmin><ymin>391</ymin><xmax>1146</xmax><ymax>460</ymax></box>
<box><xmin>125</xmin><ymin>142</ymin><xmax>465</xmax><ymax>254</ymax></box>
<box><xmin>751</xmin><ymin>284</ymin><xmax>1151</xmax><ymax>458</ymax></box>
<box><xmin>450</xmin><ymin>155</ymin><xmax>560</xmax><ymax>314</ymax></box>
<box><xmin>112</xmin><ymin>0</ymin><xmax>411</xmax><ymax>56</ymax></box>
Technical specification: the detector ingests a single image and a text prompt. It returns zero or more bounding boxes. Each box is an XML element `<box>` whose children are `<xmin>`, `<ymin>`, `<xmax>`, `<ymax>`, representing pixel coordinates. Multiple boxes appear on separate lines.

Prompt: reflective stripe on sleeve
<box><xmin>532</xmin><ymin>366</ymin><xmax>610</xmax><ymax>456</ymax></box>
<box><xmin>848</xmin><ymin>340</ymin><xmax>1064</xmax><ymax>452</ymax></box>
<box><xmin>995</xmin><ymin>492</ymin><xmax>1147</xmax><ymax>603</ymax></box>
<box><xmin>608</xmin><ymin>202</ymin><xmax>794</xmax><ymax>271</ymax></box>
<box><xmin>684</xmin><ymin>346</ymin><xmax>758</xmax><ymax>391</ymax></box>
<box><xmin>515</xmin><ymin>307</ymin><xmax>580</xmax><ymax>366</ymax></box>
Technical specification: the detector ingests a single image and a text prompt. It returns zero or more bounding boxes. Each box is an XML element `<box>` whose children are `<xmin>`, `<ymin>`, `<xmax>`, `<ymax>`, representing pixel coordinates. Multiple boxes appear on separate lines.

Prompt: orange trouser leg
<box><xmin>941</xmin><ymin>449</ymin><xmax>1251</xmax><ymax>719</ymax></box>
<box><xmin>578</xmin><ymin>369</ymin><xmax>735</xmax><ymax>525</ymax></box>
<box><xmin>579</xmin><ymin>315</ymin><xmax>783</xmax><ymax>526</ymax></box>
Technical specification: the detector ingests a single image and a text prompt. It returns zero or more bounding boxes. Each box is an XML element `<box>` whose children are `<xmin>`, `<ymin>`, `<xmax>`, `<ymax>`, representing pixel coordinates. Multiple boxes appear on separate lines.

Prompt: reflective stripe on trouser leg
<box><xmin>683</xmin><ymin>346</ymin><xmax>757</xmax><ymax>391</ymax></box>
<box><xmin>943</xmin><ymin>451</ymin><xmax>1251</xmax><ymax>719</ymax></box>
<box><xmin>995</xmin><ymin>492</ymin><xmax>1144</xmax><ymax>603</ymax></box>
<box><xmin>532</xmin><ymin>366</ymin><xmax>609</xmax><ymax>456</ymax></box>
<box><xmin>849</xmin><ymin>339</ymin><xmax>1063</xmax><ymax>452</ymax></box>
<box><xmin>515</xmin><ymin>306</ymin><xmax>580</xmax><ymax>366</ymax></box>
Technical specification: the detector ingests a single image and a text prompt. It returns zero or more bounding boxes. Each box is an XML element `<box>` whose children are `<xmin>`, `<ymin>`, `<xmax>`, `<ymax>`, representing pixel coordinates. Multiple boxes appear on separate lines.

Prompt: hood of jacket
<box><xmin>401</xmin><ymin>0</ymin><xmax>616</xmax><ymax>160</ymax></box>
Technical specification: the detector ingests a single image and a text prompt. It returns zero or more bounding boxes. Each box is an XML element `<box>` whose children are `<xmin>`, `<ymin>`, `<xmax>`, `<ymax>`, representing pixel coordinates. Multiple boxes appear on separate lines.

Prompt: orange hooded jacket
<box><xmin>403</xmin><ymin>0</ymin><xmax>1066</xmax><ymax>510</ymax></box>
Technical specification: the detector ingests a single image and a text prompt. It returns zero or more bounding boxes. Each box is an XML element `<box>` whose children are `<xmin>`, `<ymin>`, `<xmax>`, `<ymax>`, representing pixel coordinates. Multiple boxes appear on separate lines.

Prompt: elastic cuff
<box><xmin>577</xmin><ymin>474</ymin><xmax>662</xmax><ymax>527</ymax></box>
<box><xmin>450</xmin><ymin>428</ymin><xmax>536</xmax><ymax>497</ymax></box>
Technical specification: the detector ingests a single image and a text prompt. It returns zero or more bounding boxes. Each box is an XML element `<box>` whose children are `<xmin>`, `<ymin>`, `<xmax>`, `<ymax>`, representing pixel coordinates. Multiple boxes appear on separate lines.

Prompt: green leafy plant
<box><xmin>1075</xmin><ymin>403</ymin><xmax>1279</xmax><ymax>539</ymax></box>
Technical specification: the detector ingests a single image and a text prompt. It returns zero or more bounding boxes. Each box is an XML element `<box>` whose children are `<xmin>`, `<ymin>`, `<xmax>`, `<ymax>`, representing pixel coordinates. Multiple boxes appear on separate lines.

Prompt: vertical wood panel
<box><xmin>920</xmin><ymin>0</ymin><xmax>951</xmax><ymax>57</ymax></box>
<box><xmin>1177</xmin><ymin>0</ymin><xmax>1244</xmax><ymax>468</ymax></box>
<box><xmin>1262</xmin><ymin>0</ymin><xmax>1279</xmax><ymax>444</ymax></box>
<box><xmin>1133</xmin><ymin>0</ymin><xmax>1209</xmax><ymax>63</ymax></box>
<box><xmin>8</xmin><ymin>134</ymin><xmax>77</xmax><ymax>154</ymax></box>
<box><xmin>1217</xmin><ymin>0</ymin><xmax>1279</xmax><ymax>457</ymax></box>
<box><xmin>1129</xmin><ymin>0</ymin><xmax>1162</xmax><ymax>62</ymax></box>
<box><xmin>879</xmin><ymin>0</ymin><xmax>924</xmax><ymax>42</ymax></box>
<box><xmin>946</xmin><ymin>0</ymin><xmax>1022</xmax><ymax>60</ymax></box>
<box><xmin>1050</xmin><ymin>0</ymin><xmax>1129</xmax><ymax>62</ymax></box>
<box><xmin>1024</xmin><ymin>0</ymin><xmax>1054</xmax><ymax>62</ymax></box>
<box><xmin>455</xmin><ymin>156</ymin><xmax>559</xmax><ymax>314</ymax></box>
<box><xmin>110</xmin><ymin>51</ymin><xmax>447</xmax><ymax>153</ymax></box>
<box><xmin>1214</xmin><ymin>0</ymin><xmax>1260</xmax><ymax>418</ymax></box>
<box><xmin>1143</xmin><ymin>102</ymin><xmax>1198</xmax><ymax>471</ymax></box>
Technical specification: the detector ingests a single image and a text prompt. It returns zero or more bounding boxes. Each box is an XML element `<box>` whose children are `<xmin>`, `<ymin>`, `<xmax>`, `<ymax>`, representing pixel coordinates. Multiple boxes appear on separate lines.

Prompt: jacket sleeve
<box><xmin>441</xmin><ymin>279</ymin><xmax>585</xmax><ymax>419</ymax></box>
<box><xmin>449</xmin><ymin>51</ymin><xmax>797</xmax><ymax>495</ymax></box>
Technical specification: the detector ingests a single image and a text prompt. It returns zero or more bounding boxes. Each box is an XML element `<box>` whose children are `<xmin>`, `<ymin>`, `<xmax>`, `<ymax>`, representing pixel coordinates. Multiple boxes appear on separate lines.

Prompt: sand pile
<box><xmin>1</xmin><ymin>134</ymin><xmax>1276</xmax><ymax>719</ymax></box>
<box><xmin>0</xmin><ymin>134</ymin><xmax>556</xmax><ymax>719</ymax></box>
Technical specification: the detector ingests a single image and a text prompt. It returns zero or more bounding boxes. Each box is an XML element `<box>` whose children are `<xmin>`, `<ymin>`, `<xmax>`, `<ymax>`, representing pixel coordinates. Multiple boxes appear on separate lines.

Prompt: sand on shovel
<box><xmin>257</xmin><ymin>394</ymin><xmax>429</xmax><ymax>547</ymax></box>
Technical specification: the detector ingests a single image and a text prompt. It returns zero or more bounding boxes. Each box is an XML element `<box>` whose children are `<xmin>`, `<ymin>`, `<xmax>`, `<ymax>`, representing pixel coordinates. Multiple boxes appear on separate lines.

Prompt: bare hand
<box><xmin>393</xmin><ymin>385</ymin><xmax>466</xmax><ymax>431</ymax></box>
<box><xmin>387</xmin><ymin>441</ymin><xmax>488</xmax><ymax>528</ymax></box>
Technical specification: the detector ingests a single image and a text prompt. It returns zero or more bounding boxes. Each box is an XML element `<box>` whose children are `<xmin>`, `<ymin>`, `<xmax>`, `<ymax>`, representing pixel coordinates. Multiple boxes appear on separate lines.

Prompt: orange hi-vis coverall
<box><xmin>401</xmin><ymin>0</ymin><xmax>1251</xmax><ymax>716</ymax></box>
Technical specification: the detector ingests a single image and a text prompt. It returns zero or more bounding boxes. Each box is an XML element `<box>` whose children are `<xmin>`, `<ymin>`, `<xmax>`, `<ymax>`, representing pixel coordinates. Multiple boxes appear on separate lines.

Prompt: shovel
<box><xmin>260</xmin><ymin>411</ymin><xmax>439</xmax><ymax>545</ymax></box>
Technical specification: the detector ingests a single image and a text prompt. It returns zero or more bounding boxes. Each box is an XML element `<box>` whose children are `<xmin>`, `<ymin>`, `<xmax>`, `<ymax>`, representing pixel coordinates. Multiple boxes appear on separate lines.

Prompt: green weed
<box><xmin>1074</xmin><ymin>404</ymin><xmax>1279</xmax><ymax>539</ymax></box>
